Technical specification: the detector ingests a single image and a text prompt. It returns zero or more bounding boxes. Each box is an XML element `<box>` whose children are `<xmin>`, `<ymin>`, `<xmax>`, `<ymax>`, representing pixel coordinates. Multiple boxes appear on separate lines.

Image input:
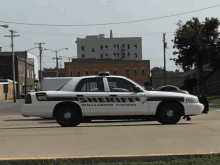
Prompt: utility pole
<box><xmin>25</xmin><ymin>50</ymin><xmax>27</xmax><ymax>98</ymax></box>
<box><xmin>34</xmin><ymin>43</ymin><xmax>46</xmax><ymax>91</ymax></box>
<box><xmin>163</xmin><ymin>33</ymin><xmax>167</xmax><ymax>86</ymax></box>
<box><xmin>4</xmin><ymin>30</ymin><xmax>20</xmax><ymax>102</ymax></box>
<box><xmin>53</xmin><ymin>51</ymin><xmax>62</xmax><ymax>77</ymax></box>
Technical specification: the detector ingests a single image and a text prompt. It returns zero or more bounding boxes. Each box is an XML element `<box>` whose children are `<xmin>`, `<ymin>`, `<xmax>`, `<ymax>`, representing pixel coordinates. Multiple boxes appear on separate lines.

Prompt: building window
<box><xmin>77</xmin><ymin>71</ymin><xmax>80</xmax><ymax>77</ymax></box>
<box><xmin>128</xmin><ymin>44</ymin><xmax>130</xmax><ymax>49</ymax></box>
<box><xmin>82</xmin><ymin>54</ymin><xmax>84</xmax><ymax>58</ymax></box>
<box><xmin>105</xmin><ymin>45</ymin><xmax>108</xmax><ymax>50</ymax></box>
<box><xmin>92</xmin><ymin>48</ymin><xmax>95</xmax><ymax>52</ymax></box>
<box><xmin>114</xmin><ymin>70</ymin><xmax>117</xmax><ymax>75</ymax></box>
<box><xmin>142</xmin><ymin>69</ymin><xmax>145</xmax><ymax>76</ymax></box>
<box><xmin>122</xmin><ymin>44</ymin><xmax>125</xmax><ymax>48</ymax></box>
<box><xmin>122</xmin><ymin>53</ymin><xmax>125</xmax><ymax>58</ymax></box>
<box><xmin>117</xmin><ymin>53</ymin><xmax>119</xmax><ymax>58</ymax></box>
<box><xmin>134</xmin><ymin>45</ymin><xmax>137</xmax><ymax>49</ymax></box>
<box><xmin>114</xmin><ymin>44</ymin><xmax>116</xmax><ymax>49</ymax></box>
<box><xmin>95</xmin><ymin>71</ymin><xmax>98</xmax><ymax>75</ymax></box>
<box><xmin>126</xmin><ymin>69</ymin><xmax>129</xmax><ymax>77</ymax></box>
<box><xmin>70</xmin><ymin>70</ymin><xmax>72</xmax><ymax>77</ymax></box>
<box><xmin>134</xmin><ymin>53</ymin><xmax>137</xmax><ymax>58</ymax></box>
<box><xmin>105</xmin><ymin>54</ymin><xmax>108</xmax><ymax>58</ymax></box>
<box><xmin>114</xmin><ymin>53</ymin><xmax>116</xmax><ymax>58</ymax></box>
<box><xmin>117</xmin><ymin>44</ymin><xmax>119</xmax><ymax>49</ymax></box>
<box><xmin>82</xmin><ymin>46</ymin><xmax>84</xmax><ymax>51</ymax></box>
<box><xmin>134</xmin><ymin>69</ymin><xmax>137</xmax><ymax>77</ymax></box>
<box><xmin>86</xmin><ymin>70</ymin><xmax>88</xmax><ymax>76</ymax></box>
<box><xmin>128</xmin><ymin>53</ymin><xmax>130</xmax><ymax>56</ymax></box>
<box><xmin>32</xmin><ymin>71</ymin><xmax>34</xmax><ymax>78</ymax></box>
<box><xmin>27</xmin><ymin>69</ymin><xmax>29</xmax><ymax>77</ymax></box>
<box><xmin>100</xmin><ymin>54</ymin><xmax>103</xmax><ymax>58</ymax></box>
<box><xmin>100</xmin><ymin>45</ymin><xmax>103</xmax><ymax>50</ymax></box>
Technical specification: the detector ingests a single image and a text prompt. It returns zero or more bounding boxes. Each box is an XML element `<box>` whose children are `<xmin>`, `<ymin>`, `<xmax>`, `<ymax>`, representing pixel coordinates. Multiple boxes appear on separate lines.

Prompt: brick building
<box><xmin>0</xmin><ymin>55</ymin><xmax>34</xmax><ymax>98</ymax></box>
<box><xmin>0</xmin><ymin>79</ymin><xmax>17</xmax><ymax>101</ymax></box>
<box><xmin>64</xmin><ymin>58</ymin><xmax>150</xmax><ymax>86</ymax></box>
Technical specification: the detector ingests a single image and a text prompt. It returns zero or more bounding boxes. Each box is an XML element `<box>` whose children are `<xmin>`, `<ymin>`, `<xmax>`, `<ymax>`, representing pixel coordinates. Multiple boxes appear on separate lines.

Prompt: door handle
<box><xmin>76</xmin><ymin>95</ymin><xmax>84</xmax><ymax>97</ymax></box>
<box><xmin>110</xmin><ymin>95</ymin><xmax>118</xmax><ymax>97</ymax></box>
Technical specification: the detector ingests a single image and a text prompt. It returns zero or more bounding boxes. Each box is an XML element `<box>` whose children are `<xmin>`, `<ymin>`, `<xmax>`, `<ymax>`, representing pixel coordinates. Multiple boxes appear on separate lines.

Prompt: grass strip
<box><xmin>1</xmin><ymin>153</ymin><xmax>220</xmax><ymax>165</ymax></box>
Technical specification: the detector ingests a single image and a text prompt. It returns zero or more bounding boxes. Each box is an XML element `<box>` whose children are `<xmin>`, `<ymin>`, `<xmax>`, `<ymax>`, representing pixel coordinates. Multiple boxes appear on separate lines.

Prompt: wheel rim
<box><xmin>64</xmin><ymin>112</ymin><xmax>71</xmax><ymax>119</ymax></box>
<box><xmin>167</xmin><ymin>110</ymin><xmax>173</xmax><ymax>117</ymax></box>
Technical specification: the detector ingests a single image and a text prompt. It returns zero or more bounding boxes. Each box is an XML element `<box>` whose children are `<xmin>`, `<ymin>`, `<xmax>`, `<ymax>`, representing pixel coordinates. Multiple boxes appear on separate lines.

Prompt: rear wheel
<box><xmin>56</xmin><ymin>105</ymin><xmax>82</xmax><ymax>127</ymax></box>
<box><xmin>157</xmin><ymin>102</ymin><xmax>182</xmax><ymax>124</ymax></box>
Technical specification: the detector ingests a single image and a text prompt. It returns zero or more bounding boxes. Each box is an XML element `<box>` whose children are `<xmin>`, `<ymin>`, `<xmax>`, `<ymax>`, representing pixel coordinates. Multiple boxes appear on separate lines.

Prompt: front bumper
<box><xmin>184</xmin><ymin>103</ymin><xmax>204</xmax><ymax>116</ymax></box>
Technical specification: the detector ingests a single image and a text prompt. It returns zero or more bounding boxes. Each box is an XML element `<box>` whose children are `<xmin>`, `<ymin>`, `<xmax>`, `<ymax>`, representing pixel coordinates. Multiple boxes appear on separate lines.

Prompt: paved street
<box><xmin>0</xmin><ymin>101</ymin><xmax>220</xmax><ymax>159</ymax></box>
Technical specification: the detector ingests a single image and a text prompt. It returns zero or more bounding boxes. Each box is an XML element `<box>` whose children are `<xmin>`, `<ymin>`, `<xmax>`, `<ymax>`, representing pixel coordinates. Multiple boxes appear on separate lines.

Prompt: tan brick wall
<box><xmin>66</xmin><ymin>61</ymin><xmax>150</xmax><ymax>86</ymax></box>
<box><xmin>0</xmin><ymin>81</ymin><xmax>16</xmax><ymax>101</ymax></box>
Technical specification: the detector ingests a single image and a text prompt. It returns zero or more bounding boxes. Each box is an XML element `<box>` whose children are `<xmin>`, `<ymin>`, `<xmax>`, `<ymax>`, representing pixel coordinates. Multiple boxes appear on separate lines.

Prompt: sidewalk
<box><xmin>209</xmin><ymin>103</ymin><xmax>220</xmax><ymax>108</ymax></box>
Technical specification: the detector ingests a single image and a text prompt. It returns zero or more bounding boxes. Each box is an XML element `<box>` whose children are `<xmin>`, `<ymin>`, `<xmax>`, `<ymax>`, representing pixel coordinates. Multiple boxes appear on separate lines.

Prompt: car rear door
<box><xmin>75</xmin><ymin>77</ymin><xmax>109</xmax><ymax>116</ymax></box>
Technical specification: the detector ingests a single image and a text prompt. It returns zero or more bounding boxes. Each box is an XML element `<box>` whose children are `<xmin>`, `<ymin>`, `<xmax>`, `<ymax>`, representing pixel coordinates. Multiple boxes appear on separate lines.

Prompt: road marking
<box><xmin>0</xmin><ymin>152</ymin><xmax>218</xmax><ymax>160</ymax></box>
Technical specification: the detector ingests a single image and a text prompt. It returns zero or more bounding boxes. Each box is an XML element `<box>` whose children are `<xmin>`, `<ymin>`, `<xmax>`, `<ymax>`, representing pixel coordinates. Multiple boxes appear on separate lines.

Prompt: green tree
<box><xmin>172</xmin><ymin>17</ymin><xmax>220</xmax><ymax>95</ymax></box>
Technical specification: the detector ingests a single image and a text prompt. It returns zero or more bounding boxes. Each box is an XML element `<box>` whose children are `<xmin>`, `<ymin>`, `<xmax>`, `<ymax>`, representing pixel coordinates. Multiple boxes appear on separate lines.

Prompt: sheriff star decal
<box><xmin>139</xmin><ymin>95</ymin><xmax>147</xmax><ymax>104</ymax></box>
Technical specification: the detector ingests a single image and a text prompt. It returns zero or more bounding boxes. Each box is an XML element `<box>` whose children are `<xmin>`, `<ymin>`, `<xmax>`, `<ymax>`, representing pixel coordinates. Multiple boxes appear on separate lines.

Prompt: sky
<box><xmin>0</xmin><ymin>0</ymin><xmax>220</xmax><ymax>74</ymax></box>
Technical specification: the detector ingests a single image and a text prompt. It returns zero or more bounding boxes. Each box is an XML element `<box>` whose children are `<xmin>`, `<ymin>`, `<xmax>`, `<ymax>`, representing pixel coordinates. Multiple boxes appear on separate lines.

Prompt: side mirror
<box><xmin>133</xmin><ymin>86</ymin><xmax>142</xmax><ymax>92</ymax></box>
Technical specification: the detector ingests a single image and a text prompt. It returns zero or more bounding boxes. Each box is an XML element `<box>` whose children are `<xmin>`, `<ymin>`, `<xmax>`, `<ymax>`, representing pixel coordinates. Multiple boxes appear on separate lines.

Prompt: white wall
<box><xmin>27</xmin><ymin>52</ymin><xmax>38</xmax><ymax>80</ymax></box>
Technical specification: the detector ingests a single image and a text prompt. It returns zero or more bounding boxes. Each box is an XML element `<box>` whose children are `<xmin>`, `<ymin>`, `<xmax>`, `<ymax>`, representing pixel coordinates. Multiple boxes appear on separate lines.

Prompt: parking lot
<box><xmin>0</xmin><ymin>100</ymin><xmax>220</xmax><ymax>159</ymax></box>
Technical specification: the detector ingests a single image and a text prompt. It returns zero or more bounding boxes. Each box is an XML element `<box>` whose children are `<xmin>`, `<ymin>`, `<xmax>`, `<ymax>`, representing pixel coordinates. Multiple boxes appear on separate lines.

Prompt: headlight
<box><xmin>186</xmin><ymin>98</ymin><xmax>196</xmax><ymax>103</ymax></box>
<box><xmin>36</xmin><ymin>93</ymin><xmax>47</xmax><ymax>101</ymax></box>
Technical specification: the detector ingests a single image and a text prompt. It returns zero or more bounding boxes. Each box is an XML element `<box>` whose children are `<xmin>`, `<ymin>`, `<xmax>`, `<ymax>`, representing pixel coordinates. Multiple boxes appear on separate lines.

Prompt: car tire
<box><xmin>157</xmin><ymin>102</ymin><xmax>182</xmax><ymax>124</ymax></box>
<box><xmin>56</xmin><ymin>105</ymin><xmax>82</xmax><ymax>127</ymax></box>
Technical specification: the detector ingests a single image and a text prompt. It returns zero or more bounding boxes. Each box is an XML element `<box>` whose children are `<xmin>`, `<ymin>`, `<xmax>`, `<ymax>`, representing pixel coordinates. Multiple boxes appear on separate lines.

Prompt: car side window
<box><xmin>75</xmin><ymin>77</ymin><xmax>105</xmax><ymax>92</ymax></box>
<box><xmin>160</xmin><ymin>87</ymin><xmax>168</xmax><ymax>91</ymax></box>
<box><xmin>107</xmin><ymin>77</ymin><xmax>135</xmax><ymax>92</ymax></box>
<box><xmin>167</xmin><ymin>87</ymin><xmax>177</xmax><ymax>91</ymax></box>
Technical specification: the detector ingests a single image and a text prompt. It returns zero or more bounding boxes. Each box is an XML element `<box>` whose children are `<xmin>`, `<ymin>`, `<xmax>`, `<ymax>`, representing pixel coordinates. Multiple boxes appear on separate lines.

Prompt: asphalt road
<box><xmin>0</xmin><ymin>100</ymin><xmax>220</xmax><ymax>159</ymax></box>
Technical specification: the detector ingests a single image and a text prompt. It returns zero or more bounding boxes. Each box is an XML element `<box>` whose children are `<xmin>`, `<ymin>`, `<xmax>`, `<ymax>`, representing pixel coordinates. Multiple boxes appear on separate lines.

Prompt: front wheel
<box><xmin>56</xmin><ymin>105</ymin><xmax>82</xmax><ymax>127</ymax></box>
<box><xmin>157</xmin><ymin>102</ymin><xmax>182</xmax><ymax>124</ymax></box>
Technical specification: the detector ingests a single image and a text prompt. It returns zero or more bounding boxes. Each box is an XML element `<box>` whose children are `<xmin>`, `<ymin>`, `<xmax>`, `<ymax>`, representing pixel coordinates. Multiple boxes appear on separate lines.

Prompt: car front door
<box><xmin>75</xmin><ymin>77</ymin><xmax>109</xmax><ymax>116</ymax></box>
<box><xmin>106</xmin><ymin>77</ymin><xmax>149</xmax><ymax>116</ymax></box>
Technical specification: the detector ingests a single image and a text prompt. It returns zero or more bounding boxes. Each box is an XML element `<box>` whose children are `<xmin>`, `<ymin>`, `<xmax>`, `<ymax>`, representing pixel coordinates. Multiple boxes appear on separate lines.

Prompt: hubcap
<box><xmin>64</xmin><ymin>112</ymin><xmax>71</xmax><ymax>119</ymax></box>
<box><xmin>167</xmin><ymin>110</ymin><xmax>173</xmax><ymax>117</ymax></box>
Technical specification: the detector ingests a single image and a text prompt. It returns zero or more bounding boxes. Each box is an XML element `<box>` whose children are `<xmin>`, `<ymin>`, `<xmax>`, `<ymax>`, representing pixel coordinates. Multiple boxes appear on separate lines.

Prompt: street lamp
<box><xmin>59</xmin><ymin>56</ymin><xmax>72</xmax><ymax>77</ymax></box>
<box><xmin>0</xmin><ymin>25</ymin><xmax>8</xmax><ymax>28</ymax></box>
<box><xmin>44</xmin><ymin>48</ymin><xmax>68</xmax><ymax>77</ymax></box>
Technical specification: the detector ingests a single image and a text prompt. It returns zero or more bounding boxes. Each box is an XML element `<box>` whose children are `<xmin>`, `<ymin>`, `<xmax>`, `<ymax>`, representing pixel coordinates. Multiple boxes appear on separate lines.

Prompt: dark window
<box><xmin>142</xmin><ymin>69</ymin><xmax>145</xmax><ymax>76</ymax></box>
<box><xmin>128</xmin><ymin>44</ymin><xmax>130</xmax><ymax>49</ymax></box>
<box><xmin>135</xmin><ymin>53</ymin><xmax>137</xmax><ymax>58</ymax></box>
<box><xmin>105</xmin><ymin>45</ymin><xmax>108</xmax><ymax>49</ymax></box>
<box><xmin>70</xmin><ymin>71</ymin><xmax>72</xmax><ymax>77</ymax></box>
<box><xmin>86</xmin><ymin>70</ymin><xmax>88</xmax><ymax>76</ymax></box>
<box><xmin>134</xmin><ymin>70</ymin><xmax>137</xmax><ymax>77</ymax></box>
<box><xmin>82</xmin><ymin>54</ymin><xmax>84</xmax><ymax>58</ymax></box>
<box><xmin>122</xmin><ymin>53</ymin><xmax>125</xmax><ymax>58</ymax></box>
<box><xmin>117</xmin><ymin>53</ymin><xmax>119</xmax><ymax>58</ymax></box>
<box><xmin>122</xmin><ymin>44</ymin><xmax>125</xmax><ymax>48</ymax></box>
<box><xmin>107</xmin><ymin>77</ymin><xmax>135</xmax><ymax>92</ymax></box>
<box><xmin>100</xmin><ymin>54</ymin><xmax>103</xmax><ymax>58</ymax></box>
<box><xmin>100</xmin><ymin>46</ymin><xmax>103</xmax><ymax>50</ymax></box>
<box><xmin>160</xmin><ymin>87</ymin><xmax>168</xmax><ymax>91</ymax></box>
<box><xmin>105</xmin><ymin>54</ymin><xmax>108</xmax><ymax>57</ymax></box>
<box><xmin>167</xmin><ymin>87</ymin><xmax>177</xmax><ymax>92</ymax></box>
<box><xmin>94</xmin><ymin>71</ymin><xmax>98</xmax><ymax>75</ymax></box>
<box><xmin>92</xmin><ymin>48</ymin><xmax>95</xmax><ymax>52</ymax></box>
<box><xmin>75</xmin><ymin>78</ymin><xmax>104</xmax><ymax>92</ymax></box>
<box><xmin>114</xmin><ymin>53</ymin><xmax>116</xmax><ymax>58</ymax></box>
<box><xmin>128</xmin><ymin>53</ymin><xmax>130</xmax><ymax>56</ymax></box>
<box><xmin>82</xmin><ymin>46</ymin><xmax>84</xmax><ymax>50</ymax></box>
<box><xmin>77</xmin><ymin>71</ymin><xmax>80</xmax><ymax>77</ymax></box>
<box><xmin>126</xmin><ymin>69</ymin><xmax>129</xmax><ymax>77</ymax></box>
<box><xmin>134</xmin><ymin>45</ymin><xmax>137</xmax><ymax>49</ymax></box>
<box><xmin>117</xmin><ymin>44</ymin><xmax>119</xmax><ymax>49</ymax></box>
<box><xmin>114</xmin><ymin>70</ymin><xmax>117</xmax><ymax>75</ymax></box>
<box><xmin>114</xmin><ymin>44</ymin><xmax>116</xmax><ymax>49</ymax></box>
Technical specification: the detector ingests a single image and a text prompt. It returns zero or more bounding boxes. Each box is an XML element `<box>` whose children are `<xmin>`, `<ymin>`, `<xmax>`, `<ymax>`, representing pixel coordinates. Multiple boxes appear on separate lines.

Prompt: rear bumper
<box><xmin>21</xmin><ymin>103</ymin><xmax>54</xmax><ymax>118</ymax></box>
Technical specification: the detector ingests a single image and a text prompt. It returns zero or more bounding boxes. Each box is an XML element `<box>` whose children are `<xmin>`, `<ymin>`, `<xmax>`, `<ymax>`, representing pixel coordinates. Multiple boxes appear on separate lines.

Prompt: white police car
<box><xmin>22</xmin><ymin>72</ymin><xmax>209</xmax><ymax>127</ymax></box>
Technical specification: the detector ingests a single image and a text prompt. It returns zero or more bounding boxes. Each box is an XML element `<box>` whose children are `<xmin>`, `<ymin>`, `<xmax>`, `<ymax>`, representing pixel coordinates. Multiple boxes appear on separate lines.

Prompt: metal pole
<box><xmin>56</xmin><ymin>50</ymin><xmax>58</xmax><ymax>77</ymax></box>
<box><xmin>25</xmin><ymin>50</ymin><xmax>27</xmax><ymax>98</ymax></box>
<box><xmin>11</xmin><ymin>31</ymin><xmax>16</xmax><ymax>102</ymax></box>
<box><xmin>163</xmin><ymin>33</ymin><xmax>166</xmax><ymax>86</ymax></box>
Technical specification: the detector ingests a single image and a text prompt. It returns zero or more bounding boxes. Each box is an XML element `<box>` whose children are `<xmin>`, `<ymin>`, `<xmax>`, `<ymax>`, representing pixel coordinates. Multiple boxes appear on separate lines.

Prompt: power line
<box><xmin>0</xmin><ymin>4</ymin><xmax>219</xmax><ymax>26</ymax></box>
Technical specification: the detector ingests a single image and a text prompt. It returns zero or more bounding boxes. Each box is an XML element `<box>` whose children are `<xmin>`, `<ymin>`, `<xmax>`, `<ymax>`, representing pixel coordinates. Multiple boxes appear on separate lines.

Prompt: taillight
<box><xmin>36</xmin><ymin>93</ymin><xmax>48</xmax><ymax>101</ymax></box>
<box><xmin>25</xmin><ymin>94</ymin><xmax>32</xmax><ymax>104</ymax></box>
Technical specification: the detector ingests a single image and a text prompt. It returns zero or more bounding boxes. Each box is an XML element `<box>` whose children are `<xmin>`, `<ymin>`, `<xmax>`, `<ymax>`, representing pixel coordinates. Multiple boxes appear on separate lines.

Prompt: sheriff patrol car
<box><xmin>21</xmin><ymin>72</ymin><xmax>209</xmax><ymax>127</ymax></box>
